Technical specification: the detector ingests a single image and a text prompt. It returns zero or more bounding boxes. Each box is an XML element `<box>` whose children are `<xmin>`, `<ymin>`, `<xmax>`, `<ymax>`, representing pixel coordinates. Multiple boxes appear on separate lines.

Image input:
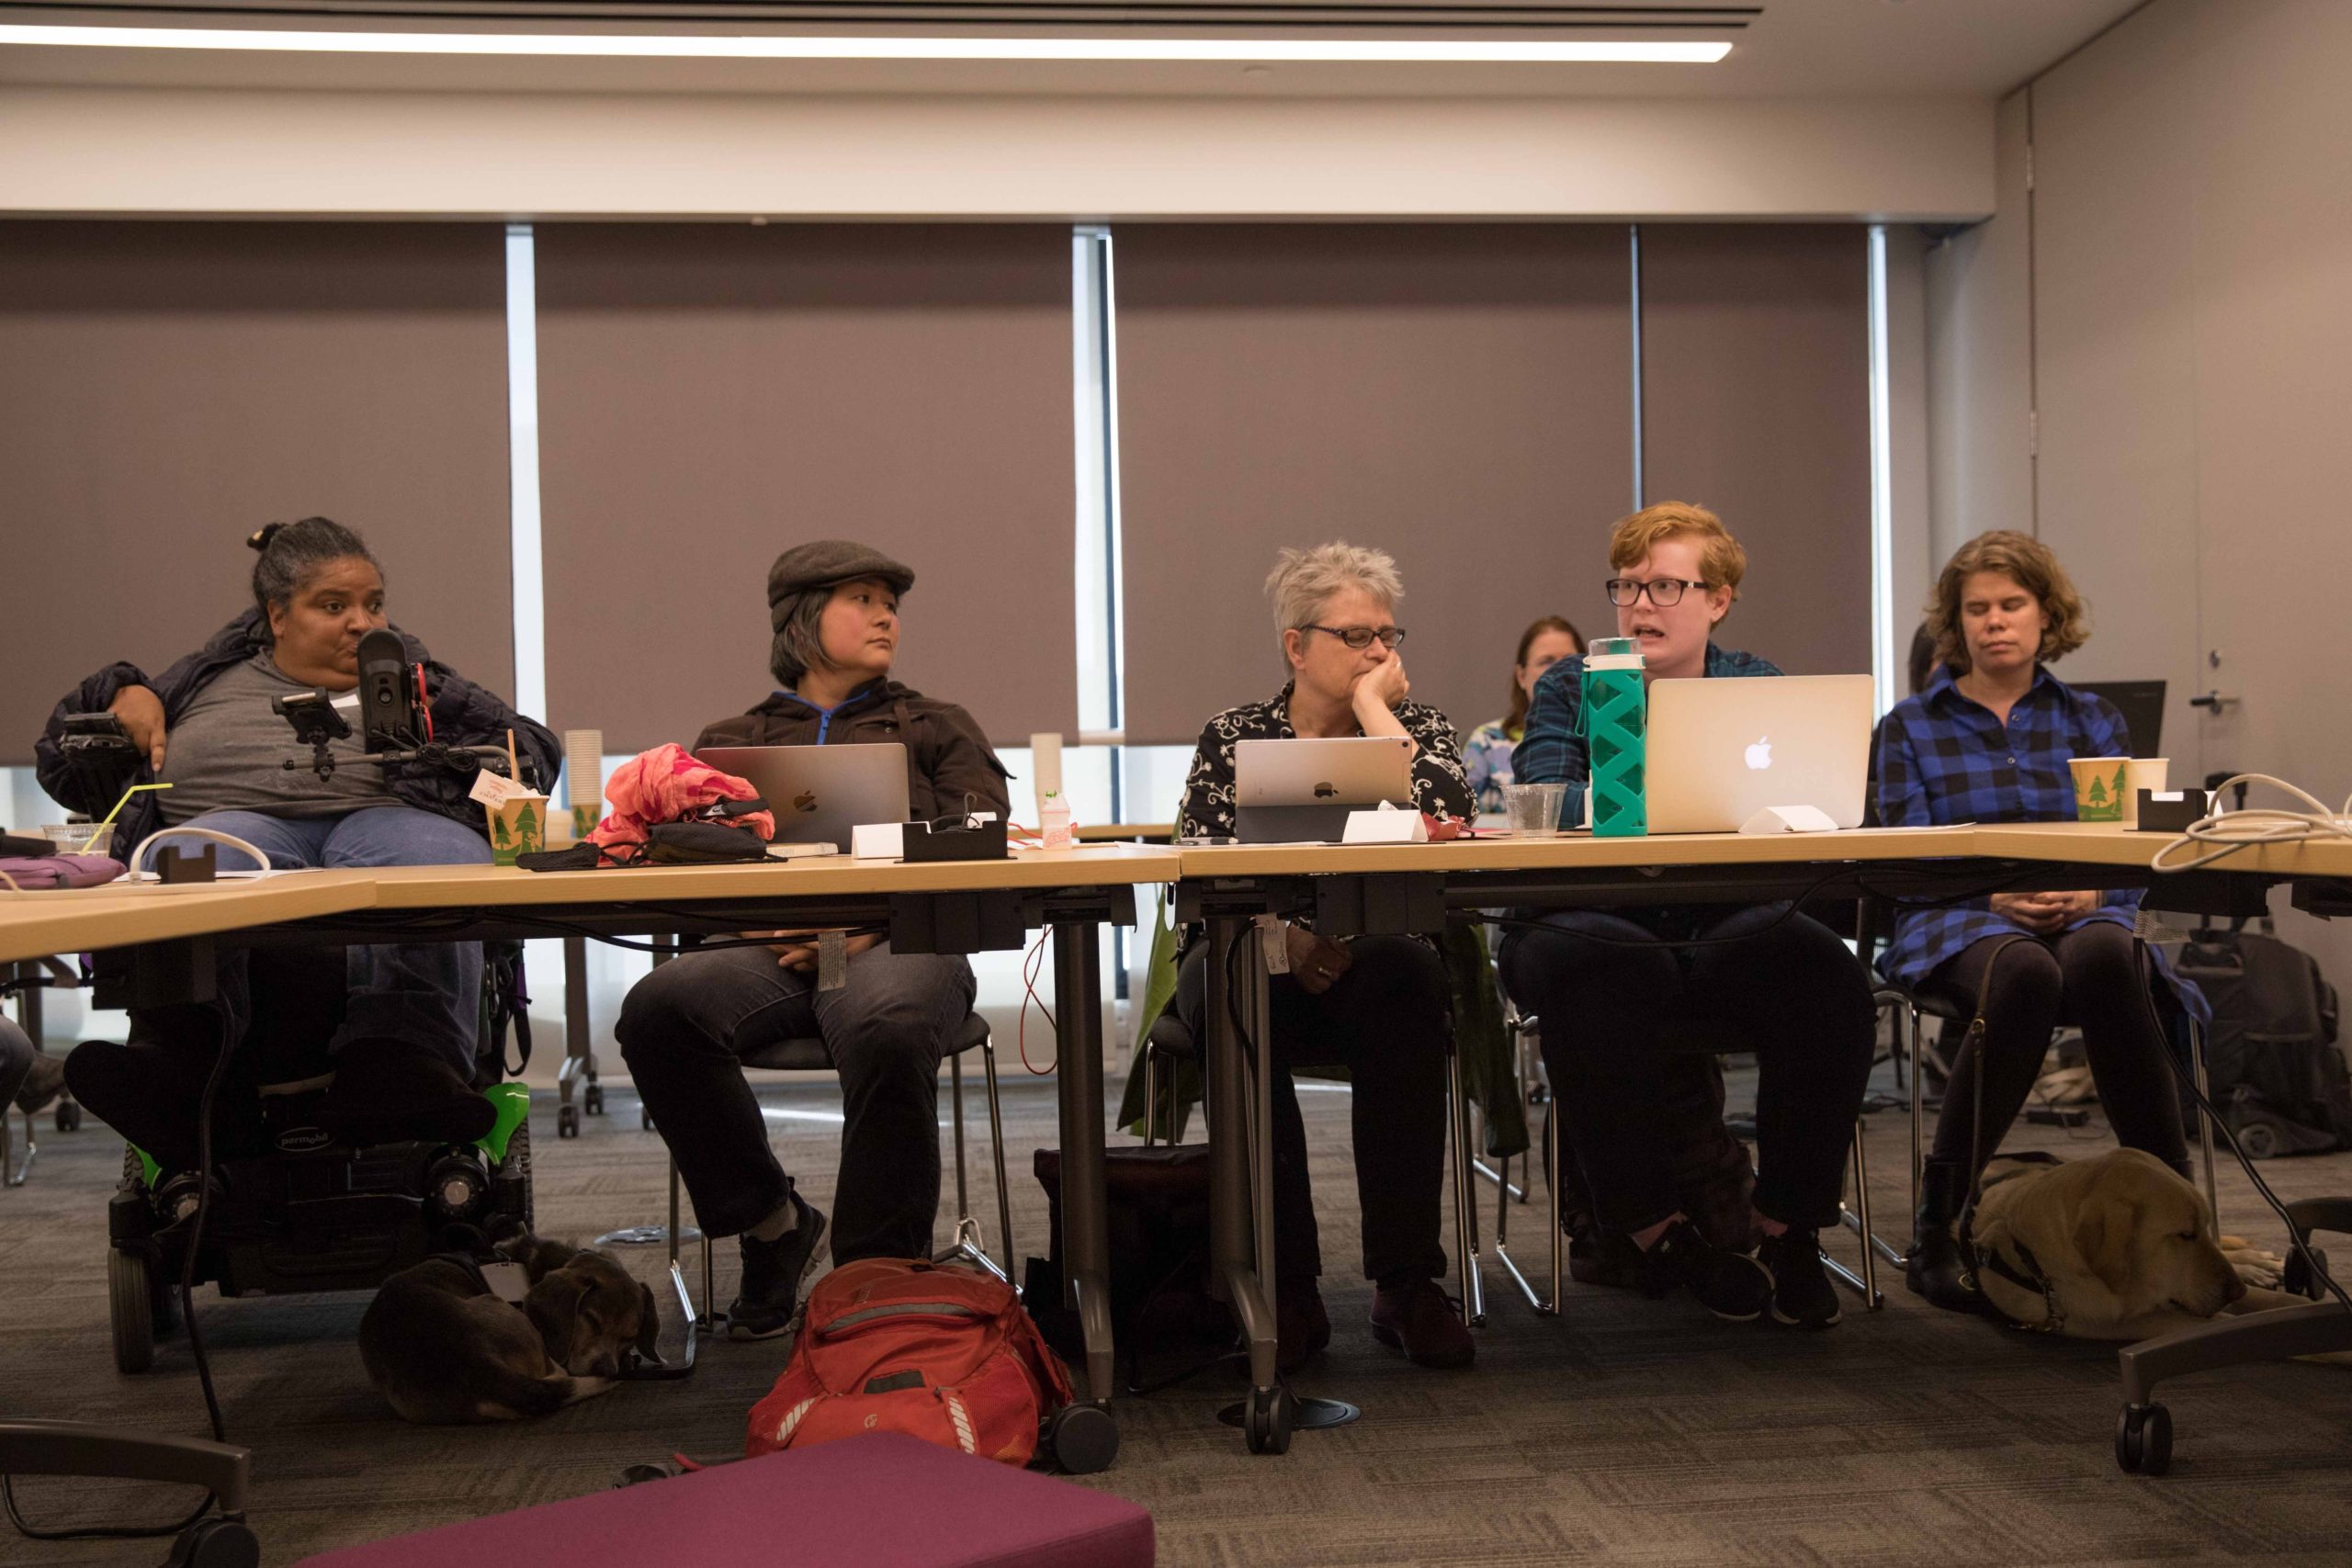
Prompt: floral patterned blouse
<box><xmin>1178</xmin><ymin>682</ymin><xmax>1475</xmax><ymax>840</ymax></box>
<box><xmin>1461</xmin><ymin>719</ymin><xmax>1517</xmax><ymax>817</ymax></box>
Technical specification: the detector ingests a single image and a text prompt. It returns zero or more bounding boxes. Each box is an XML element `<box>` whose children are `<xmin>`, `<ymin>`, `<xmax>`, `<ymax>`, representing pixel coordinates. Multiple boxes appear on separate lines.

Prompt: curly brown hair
<box><xmin>1926</xmin><ymin>530</ymin><xmax>2090</xmax><ymax>675</ymax></box>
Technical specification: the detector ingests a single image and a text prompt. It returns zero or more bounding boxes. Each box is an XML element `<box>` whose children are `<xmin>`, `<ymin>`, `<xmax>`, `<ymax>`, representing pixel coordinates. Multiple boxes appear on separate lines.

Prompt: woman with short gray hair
<box><xmin>1171</xmin><ymin>540</ymin><xmax>1476</xmax><ymax>1372</ymax></box>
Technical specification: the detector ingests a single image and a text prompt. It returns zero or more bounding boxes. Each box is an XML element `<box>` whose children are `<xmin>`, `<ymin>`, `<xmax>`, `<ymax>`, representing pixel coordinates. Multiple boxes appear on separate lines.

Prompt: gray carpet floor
<box><xmin>5</xmin><ymin>1056</ymin><xmax>2351</xmax><ymax>1566</ymax></box>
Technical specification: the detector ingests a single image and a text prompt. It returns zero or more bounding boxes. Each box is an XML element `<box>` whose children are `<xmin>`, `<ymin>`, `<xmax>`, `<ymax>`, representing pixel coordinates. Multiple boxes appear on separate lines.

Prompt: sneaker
<box><xmin>1369</xmin><ymin>1277</ymin><xmax>1476</xmax><ymax>1370</ymax></box>
<box><xmin>1568</xmin><ymin>1226</ymin><xmax>1644</xmax><ymax>1290</ymax></box>
<box><xmin>1636</xmin><ymin>1218</ymin><xmax>1772</xmax><ymax>1322</ymax></box>
<box><xmin>1275</xmin><ymin>1280</ymin><xmax>1331</xmax><ymax>1374</ymax></box>
<box><xmin>1758</xmin><ymin>1227</ymin><xmax>1842</xmax><ymax>1330</ymax></box>
<box><xmin>727</xmin><ymin>1193</ymin><xmax>828</xmax><ymax>1340</ymax></box>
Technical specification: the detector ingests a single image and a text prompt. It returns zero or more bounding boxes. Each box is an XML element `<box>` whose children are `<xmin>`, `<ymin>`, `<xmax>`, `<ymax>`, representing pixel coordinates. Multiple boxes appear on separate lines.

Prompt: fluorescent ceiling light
<box><xmin>0</xmin><ymin>24</ymin><xmax>1731</xmax><ymax>63</ymax></box>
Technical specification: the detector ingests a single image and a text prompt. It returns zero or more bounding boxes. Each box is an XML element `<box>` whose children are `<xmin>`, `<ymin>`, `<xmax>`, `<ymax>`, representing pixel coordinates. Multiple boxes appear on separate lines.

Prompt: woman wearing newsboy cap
<box><xmin>617</xmin><ymin>540</ymin><xmax>1011</xmax><ymax>1338</ymax></box>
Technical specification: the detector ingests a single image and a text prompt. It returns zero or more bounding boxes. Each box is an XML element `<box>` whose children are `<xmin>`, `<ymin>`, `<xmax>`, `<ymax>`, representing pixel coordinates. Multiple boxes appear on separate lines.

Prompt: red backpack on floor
<box><xmin>746</xmin><ymin>1259</ymin><xmax>1073</xmax><ymax>1467</ymax></box>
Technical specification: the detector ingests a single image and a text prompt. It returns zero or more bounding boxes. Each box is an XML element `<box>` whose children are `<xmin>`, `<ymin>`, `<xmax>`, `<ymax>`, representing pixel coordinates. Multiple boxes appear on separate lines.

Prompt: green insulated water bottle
<box><xmin>1581</xmin><ymin>636</ymin><xmax>1647</xmax><ymax>837</ymax></box>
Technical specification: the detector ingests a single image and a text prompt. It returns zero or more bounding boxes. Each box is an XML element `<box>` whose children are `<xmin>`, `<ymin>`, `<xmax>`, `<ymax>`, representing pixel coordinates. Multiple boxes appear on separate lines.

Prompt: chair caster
<box><xmin>1243</xmin><ymin>1385</ymin><xmax>1293</xmax><ymax>1456</ymax></box>
<box><xmin>557</xmin><ymin>1104</ymin><xmax>580</xmax><ymax>1140</ymax></box>
<box><xmin>2285</xmin><ymin>1245</ymin><xmax>2330</xmax><ymax>1301</ymax></box>
<box><xmin>164</xmin><ymin>1517</ymin><xmax>259</xmax><ymax>1568</ymax></box>
<box><xmin>1043</xmin><ymin>1400</ymin><xmax>1119</xmax><ymax>1474</ymax></box>
<box><xmin>583</xmin><ymin>1083</ymin><xmax>605</xmax><ymax>1116</ymax></box>
<box><xmin>56</xmin><ymin>1100</ymin><xmax>82</xmax><ymax>1132</ymax></box>
<box><xmin>2115</xmin><ymin>1403</ymin><xmax>2172</xmax><ymax>1475</ymax></box>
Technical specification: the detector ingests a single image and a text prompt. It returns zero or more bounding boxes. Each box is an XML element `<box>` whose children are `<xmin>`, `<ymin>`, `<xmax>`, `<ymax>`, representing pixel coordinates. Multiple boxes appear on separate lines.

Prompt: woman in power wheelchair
<box><xmin>33</xmin><ymin>521</ymin><xmax>559</xmax><ymax>1352</ymax></box>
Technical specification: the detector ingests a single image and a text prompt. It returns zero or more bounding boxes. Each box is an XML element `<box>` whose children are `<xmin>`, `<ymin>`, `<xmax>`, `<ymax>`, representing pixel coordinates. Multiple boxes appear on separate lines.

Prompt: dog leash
<box><xmin>1975</xmin><ymin>1233</ymin><xmax>2065</xmax><ymax>1334</ymax></box>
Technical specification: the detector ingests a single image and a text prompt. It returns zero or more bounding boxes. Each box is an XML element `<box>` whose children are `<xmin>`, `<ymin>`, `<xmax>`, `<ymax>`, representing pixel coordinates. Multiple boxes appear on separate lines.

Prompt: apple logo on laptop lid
<box><xmin>792</xmin><ymin>791</ymin><xmax>819</xmax><ymax>812</ymax></box>
<box><xmin>1745</xmin><ymin>736</ymin><xmax>1773</xmax><ymax>772</ymax></box>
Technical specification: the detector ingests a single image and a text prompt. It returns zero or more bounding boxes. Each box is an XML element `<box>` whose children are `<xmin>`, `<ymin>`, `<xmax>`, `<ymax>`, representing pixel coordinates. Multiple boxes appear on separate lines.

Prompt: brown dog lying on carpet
<box><xmin>359</xmin><ymin>1234</ymin><xmax>661</xmax><ymax>1424</ymax></box>
<box><xmin>1969</xmin><ymin>1148</ymin><xmax>2308</xmax><ymax>1340</ymax></box>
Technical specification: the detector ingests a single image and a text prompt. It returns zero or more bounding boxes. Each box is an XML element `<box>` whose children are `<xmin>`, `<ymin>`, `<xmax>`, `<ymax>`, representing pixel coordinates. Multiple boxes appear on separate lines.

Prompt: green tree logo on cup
<box><xmin>2070</xmin><ymin>757</ymin><xmax>2130</xmax><ymax>823</ymax></box>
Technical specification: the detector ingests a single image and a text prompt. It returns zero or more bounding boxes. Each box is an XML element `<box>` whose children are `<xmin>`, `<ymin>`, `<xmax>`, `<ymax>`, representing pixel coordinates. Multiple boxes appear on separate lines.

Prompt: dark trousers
<box><xmin>1928</xmin><ymin>923</ymin><xmax>2188</xmax><ymax>1175</ymax></box>
<box><xmin>1174</xmin><ymin>933</ymin><xmax>1451</xmax><ymax>1287</ymax></box>
<box><xmin>616</xmin><ymin>942</ymin><xmax>975</xmax><ymax>1263</ymax></box>
<box><xmin>1499</xmin><ymin>905</ymin><xmax>1877</xmax><ymax>1234</ymax></box>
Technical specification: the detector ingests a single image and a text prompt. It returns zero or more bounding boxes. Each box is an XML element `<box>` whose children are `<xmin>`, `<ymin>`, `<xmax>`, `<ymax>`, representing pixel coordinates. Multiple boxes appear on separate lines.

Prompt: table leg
<box><xmin>1050</xmin><ymin>921</ymin><xmax>1115</xmax><ymax>1406</ymax></box>
<box><xmin>1205</xmin><ymin>918</ymin><xmax>1279</xmax><ymax>1400</ymax></box>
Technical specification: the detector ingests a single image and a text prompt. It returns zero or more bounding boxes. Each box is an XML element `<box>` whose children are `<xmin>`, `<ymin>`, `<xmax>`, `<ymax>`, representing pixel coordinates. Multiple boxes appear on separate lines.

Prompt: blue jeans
<box><xmin>149</xmin><ymin>807</ymin><xmax>490</xmax><ymax>1074</ymax></box>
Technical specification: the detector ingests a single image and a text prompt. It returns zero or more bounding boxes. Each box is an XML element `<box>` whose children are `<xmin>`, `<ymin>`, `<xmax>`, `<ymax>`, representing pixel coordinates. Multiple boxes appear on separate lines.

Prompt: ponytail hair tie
<box><xmin>248</xmin><ymin>522</ymin><xmax>288</xmax><ymax>553</ymax></box>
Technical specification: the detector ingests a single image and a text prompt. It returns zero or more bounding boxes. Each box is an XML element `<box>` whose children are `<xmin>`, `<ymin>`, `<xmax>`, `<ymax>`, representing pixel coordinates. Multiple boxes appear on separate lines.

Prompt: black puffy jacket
<box><xmin>35</xmin><ymin>609</ymin><xmax>561</xmax><ymax>858</ymax></box>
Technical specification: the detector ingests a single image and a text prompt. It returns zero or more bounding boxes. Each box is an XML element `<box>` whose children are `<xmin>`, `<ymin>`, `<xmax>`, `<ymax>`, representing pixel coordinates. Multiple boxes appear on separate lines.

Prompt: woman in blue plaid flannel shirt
<box><xmin>1878</xmin><ymin>531</ymin><xmax>2203</xmax><ymax>1314</ymax></box>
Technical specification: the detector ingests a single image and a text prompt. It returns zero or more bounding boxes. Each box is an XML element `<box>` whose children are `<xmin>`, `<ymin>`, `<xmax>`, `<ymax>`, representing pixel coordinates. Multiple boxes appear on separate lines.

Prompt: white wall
<box><xmin>0</xmin><ymin>85</ymin><xmax>1994</xmax><ymax>221</ymax></box>
<box><xmin>1927</xmin><ymin>0</ymin><xmax>2352</xmax><ymax>984</ymax></box>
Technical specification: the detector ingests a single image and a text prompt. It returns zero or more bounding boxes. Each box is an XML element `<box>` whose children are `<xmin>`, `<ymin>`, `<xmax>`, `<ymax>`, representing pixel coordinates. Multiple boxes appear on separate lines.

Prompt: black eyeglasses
<box><xmin>1301</xmin><ymin>625</ymin><xmax>1407</xmax><ymax>651</ymax></box>
<box><xmin>1605</xmin><ymin>577</ymin><xmax>1713</xmax><ymax>608</ymax></box>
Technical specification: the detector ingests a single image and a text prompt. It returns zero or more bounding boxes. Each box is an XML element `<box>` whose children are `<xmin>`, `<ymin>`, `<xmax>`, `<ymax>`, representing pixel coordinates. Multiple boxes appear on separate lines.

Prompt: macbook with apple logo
<box><xmin>1234</xmin><ymin>736</ymin><xmax>1416</xmax><ymax>843</ymax></box>
<box><xmin>1642</xmin><ymin>674</ymin><xmax>1874</xmax><ymax>834</ymax></box>
<box><xmin>697</xmin><ymin>742</ymin><xmax>912</xmax><ymax>852</ymax></box>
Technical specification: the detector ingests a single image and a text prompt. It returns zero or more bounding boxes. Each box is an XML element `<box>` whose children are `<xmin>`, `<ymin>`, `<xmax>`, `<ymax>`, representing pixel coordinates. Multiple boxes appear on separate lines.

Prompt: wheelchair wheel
<box><xmin>109</xmin><ymin>1247</ymin><xmax>158</xmax><ymax>1374</ymax></box>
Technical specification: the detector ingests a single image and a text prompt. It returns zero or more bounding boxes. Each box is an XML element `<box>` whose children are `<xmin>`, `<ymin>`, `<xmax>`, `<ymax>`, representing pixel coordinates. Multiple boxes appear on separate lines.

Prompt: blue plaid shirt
<box><xmin>1514</xmin><ymin>642</ymin><xmax>1782</xmax><ymax>829</ymax></box>
<box><xmin>1876</xmin><ymin>663</ymin><xmax>2206</xmax><ymax>1019</ymax></box>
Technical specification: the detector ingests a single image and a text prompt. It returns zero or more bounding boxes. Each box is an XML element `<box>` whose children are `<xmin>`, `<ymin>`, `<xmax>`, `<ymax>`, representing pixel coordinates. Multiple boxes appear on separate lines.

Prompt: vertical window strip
<box><xmin>1629</xmin><ymin>223</ymin><xmax>1645</xmax><ymax>512</ymax></box>
<box><xmin>1867</xmin><ymin>223</ymin><xmax>1897</xmax><ymax>716</ymax></box>
<box><xmin>504</xmin><ymin>222</ymin><xmax>549</xmax><ymax>726</ymax></box>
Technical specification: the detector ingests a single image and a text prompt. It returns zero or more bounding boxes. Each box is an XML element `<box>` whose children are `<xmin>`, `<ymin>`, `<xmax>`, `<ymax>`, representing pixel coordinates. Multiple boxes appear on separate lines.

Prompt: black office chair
<box><xmin>1</xmin><ymin>956</ymin><xmax>89</xmax><ymax>1186</ymax></box>
<box><xmin>661</xmin><ymin>1011</ymin><xmax>1015</xmax><ymax>1328</ymax></box>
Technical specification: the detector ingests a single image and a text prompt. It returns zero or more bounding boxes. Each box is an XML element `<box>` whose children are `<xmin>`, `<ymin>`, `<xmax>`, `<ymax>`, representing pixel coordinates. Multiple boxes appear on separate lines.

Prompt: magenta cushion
<box><xmin>296</xmin><ymin>1434</ymin><xmax>1152</xmax><ymax>1568</ymax></box>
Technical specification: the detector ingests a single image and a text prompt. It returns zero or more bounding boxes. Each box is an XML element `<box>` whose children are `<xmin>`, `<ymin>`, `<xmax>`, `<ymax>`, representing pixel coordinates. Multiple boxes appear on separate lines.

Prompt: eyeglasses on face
<box><xmin>1605</xmin><ymin>577</ymin><xmax>1713</xmax><ymax>609</ymax></box>
<box><xmin>1300</xmin><ymin>625</ymin><xmax>1407</xmax><ymax>651</ymax></box>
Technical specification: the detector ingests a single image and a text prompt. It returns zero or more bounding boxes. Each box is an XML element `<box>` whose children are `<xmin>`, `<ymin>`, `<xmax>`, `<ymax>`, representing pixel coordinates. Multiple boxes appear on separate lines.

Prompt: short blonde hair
<box><xmin>1265</xmin><ymin>541</ymin><xmax>1405</xmax><ymax>639</ymax></box>
<box><xmin>1927</xmin><ymin>530</ymin><xmax>2089</xmax><ymax>674</ymax></box>
<box><xmin>1607</xmin><ymin>502</ymin><xmax>1747</xmax><ymax>609</ymax></box>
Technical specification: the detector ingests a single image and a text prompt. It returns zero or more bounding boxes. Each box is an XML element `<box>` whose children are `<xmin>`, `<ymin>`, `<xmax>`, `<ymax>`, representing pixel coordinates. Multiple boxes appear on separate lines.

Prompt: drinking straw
<box><xmin>80</xmin><ymin>782</ymin><xmax>173</xmax><ymax>852</ymax></box>
<box><xmin>505</xmin><ymin>728</ymin><xmax>521</xmax><ymax>784</ymax></box>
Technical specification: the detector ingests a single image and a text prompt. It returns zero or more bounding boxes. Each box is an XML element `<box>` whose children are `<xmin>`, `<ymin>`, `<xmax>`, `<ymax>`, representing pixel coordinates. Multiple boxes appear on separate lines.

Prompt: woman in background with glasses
<box><xmin>1461</xmin><ymin>615</ymin><xmax>1585</xmax><ymax>818</ymax></box>
<box><xmin>1170</xmin><ymin>541</ymin><xmax>1476</xmax><ymax>1374</ymax></box>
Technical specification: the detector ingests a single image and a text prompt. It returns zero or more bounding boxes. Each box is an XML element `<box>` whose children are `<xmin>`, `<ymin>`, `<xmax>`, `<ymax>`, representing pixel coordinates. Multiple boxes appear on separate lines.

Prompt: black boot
<box><xmin>1905</xmin><ymin>1160</ymin><xmax>1991</xmax><ymax>1315</ymax></box>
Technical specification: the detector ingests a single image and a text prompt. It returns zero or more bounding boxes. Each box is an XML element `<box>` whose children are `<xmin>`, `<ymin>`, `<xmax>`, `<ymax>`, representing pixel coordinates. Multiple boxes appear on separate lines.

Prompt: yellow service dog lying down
<box><xmin>1970</xmin><ymin>1149</ymin><xmax>2307</xmax><ymax>1340</ymax></box>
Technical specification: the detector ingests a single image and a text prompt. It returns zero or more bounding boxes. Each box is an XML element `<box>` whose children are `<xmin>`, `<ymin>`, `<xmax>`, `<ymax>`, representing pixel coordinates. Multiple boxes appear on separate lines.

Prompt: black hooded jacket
<box><xmin>35</xmin><ymin>609</ymin><xmax>561</xmax><ymax>857</ymax></box>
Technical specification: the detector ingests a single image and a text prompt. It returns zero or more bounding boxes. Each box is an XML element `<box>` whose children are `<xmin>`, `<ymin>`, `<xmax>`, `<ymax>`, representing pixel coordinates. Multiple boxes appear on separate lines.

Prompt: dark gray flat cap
<box><xmin>766</xmin><ymin>540</ymin><xmax>915</xmax><ymax>630</ymax></box>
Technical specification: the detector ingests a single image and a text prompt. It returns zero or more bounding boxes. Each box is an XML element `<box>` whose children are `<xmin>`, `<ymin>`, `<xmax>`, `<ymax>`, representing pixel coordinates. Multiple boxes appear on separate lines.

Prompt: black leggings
<box><xmin>1928</xmin><ymin>923</ymin><xmax>2188</xmax><ymax>1175</ymax></box>
<box><xmin>1499</xmin><ymin>905</ymin><xmax>1878</xmax><ymax>1235</ymax></box>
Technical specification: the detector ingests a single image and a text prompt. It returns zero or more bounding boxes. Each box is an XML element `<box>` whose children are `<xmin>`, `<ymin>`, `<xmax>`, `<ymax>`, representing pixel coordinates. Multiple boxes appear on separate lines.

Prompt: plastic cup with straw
<box><xmin>78</xmin><ymin>782</ymin><xmax>173</xmax><ymax>854</ymax></box>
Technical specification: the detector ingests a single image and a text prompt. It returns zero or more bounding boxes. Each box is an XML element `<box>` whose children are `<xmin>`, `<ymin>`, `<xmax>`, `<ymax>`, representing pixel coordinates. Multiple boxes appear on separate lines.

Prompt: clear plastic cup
<box><xmin>43</xmin><ymin>822</ymin><xmax>115</xmax><ymax>856</ymax></box>
<box><xmin>1502</xmin><ymin>783</ymin><xmax>1568</xmax><ymax>838</ymax></box>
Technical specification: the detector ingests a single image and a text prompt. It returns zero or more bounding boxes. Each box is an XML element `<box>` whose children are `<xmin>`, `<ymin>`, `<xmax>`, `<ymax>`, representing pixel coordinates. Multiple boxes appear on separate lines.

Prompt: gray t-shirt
<box><xmin>157</xmin><ymin>655</ymin><xmax>399</xmax><ymax>824</ymax></box>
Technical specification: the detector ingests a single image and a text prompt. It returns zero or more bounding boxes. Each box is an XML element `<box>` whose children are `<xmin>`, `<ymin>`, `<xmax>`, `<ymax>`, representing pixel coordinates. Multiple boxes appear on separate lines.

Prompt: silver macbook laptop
<box><xmin>1643</xmin><ymin>675</ymin><xmax>1874</xmax><ymax>833</ymax></box>
<box><xmin>1234</xmin><ymin>735</ymin><xmax>1415</xmax><ymax>843</ymax></box>
<box><xmin>696</xmin><ymin>743</ymin><xmax>911</xmax><ymax>852</ymax></box>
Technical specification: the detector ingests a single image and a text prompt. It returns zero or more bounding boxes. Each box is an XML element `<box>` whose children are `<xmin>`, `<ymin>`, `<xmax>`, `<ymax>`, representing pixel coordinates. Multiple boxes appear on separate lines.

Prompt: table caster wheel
<box><xmin>584</xmin><ymin>1083</ymin><xmax>605</xmax><ymax>1116</ymax></box>
<box><xmin>2116</xmin><ymin>1403</ymin><xmax>2172</xmax><ymax>1475</ymax></box>
<box><xmin>557</xmin><ymin>1104</ymin><xmax>581</xmax><ymax>1140</ymax></box>
<box><xmin>1044</xmin><ymin>1401</ymin><xmax>1119</xmax><ymax>1474</ymax></box>
<box><xmin>1243</xmin><ymin>1385</ymin><xmax>1293</xmax><ymax>1456</ymax></box>
<box><xmin>2285</xmin><ymin>1245</ymin><xmax>2329</xmax><ymax>1301</ymax></box>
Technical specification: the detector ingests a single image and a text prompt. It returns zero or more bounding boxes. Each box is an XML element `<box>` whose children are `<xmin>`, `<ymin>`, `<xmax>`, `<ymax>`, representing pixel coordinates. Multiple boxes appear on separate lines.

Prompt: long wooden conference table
<box><xmin>6</xmin><ymin>823</ymin><xmax>2349</xmax><ymax>1464</ymax></box>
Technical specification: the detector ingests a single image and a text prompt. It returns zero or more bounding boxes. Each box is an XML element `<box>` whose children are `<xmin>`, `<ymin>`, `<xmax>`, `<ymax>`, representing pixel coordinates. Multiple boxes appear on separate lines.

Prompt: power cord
<box><xmin>4</xmin><ymin>1008</ymin><xmax>234</xmax><ymax>1543</ymax></box>
<box><xmin>2132</xmin><ymin>921</ymin><xmax>2350</xmax><ymax>1314</ymax></box>
<box><xmin>2153</xmin><ymin>773</ymin><xmax>2352</xmax><ymax>874</ymax></box>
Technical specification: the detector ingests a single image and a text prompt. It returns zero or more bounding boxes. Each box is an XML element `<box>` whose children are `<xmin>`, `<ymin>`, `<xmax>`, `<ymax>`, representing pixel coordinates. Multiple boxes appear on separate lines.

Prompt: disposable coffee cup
<box><xmin>1503</xmin><ymin>782</ymin><xmax>1568</xmax><ymax>838</ymax></box>
<box><xmin>2120</xmin><ymin>758</ymin><xmax>2170</xmax><ymax>828</ymax></box>
<box><xmin>2067</xmin><ymin>758</ymin><xmax>2131</xmax><ymax>824</ymax></box>
<box><xmin>485</xmin><ymin>793</ymin><xmax>549</xmax><ymax>866</ymax></box>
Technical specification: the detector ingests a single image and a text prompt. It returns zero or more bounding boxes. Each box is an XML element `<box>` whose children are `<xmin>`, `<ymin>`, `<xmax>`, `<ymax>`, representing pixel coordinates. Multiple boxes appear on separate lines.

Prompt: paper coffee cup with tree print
<box><xmin>2068</xmin><ymin>757</ymin><xmax>2131</xmax><ymax>823</ymax></box>
<box><xmin>471</xmin><ymin>768</ymin><xmax>548</xmax><ymax>865</ymax></box>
